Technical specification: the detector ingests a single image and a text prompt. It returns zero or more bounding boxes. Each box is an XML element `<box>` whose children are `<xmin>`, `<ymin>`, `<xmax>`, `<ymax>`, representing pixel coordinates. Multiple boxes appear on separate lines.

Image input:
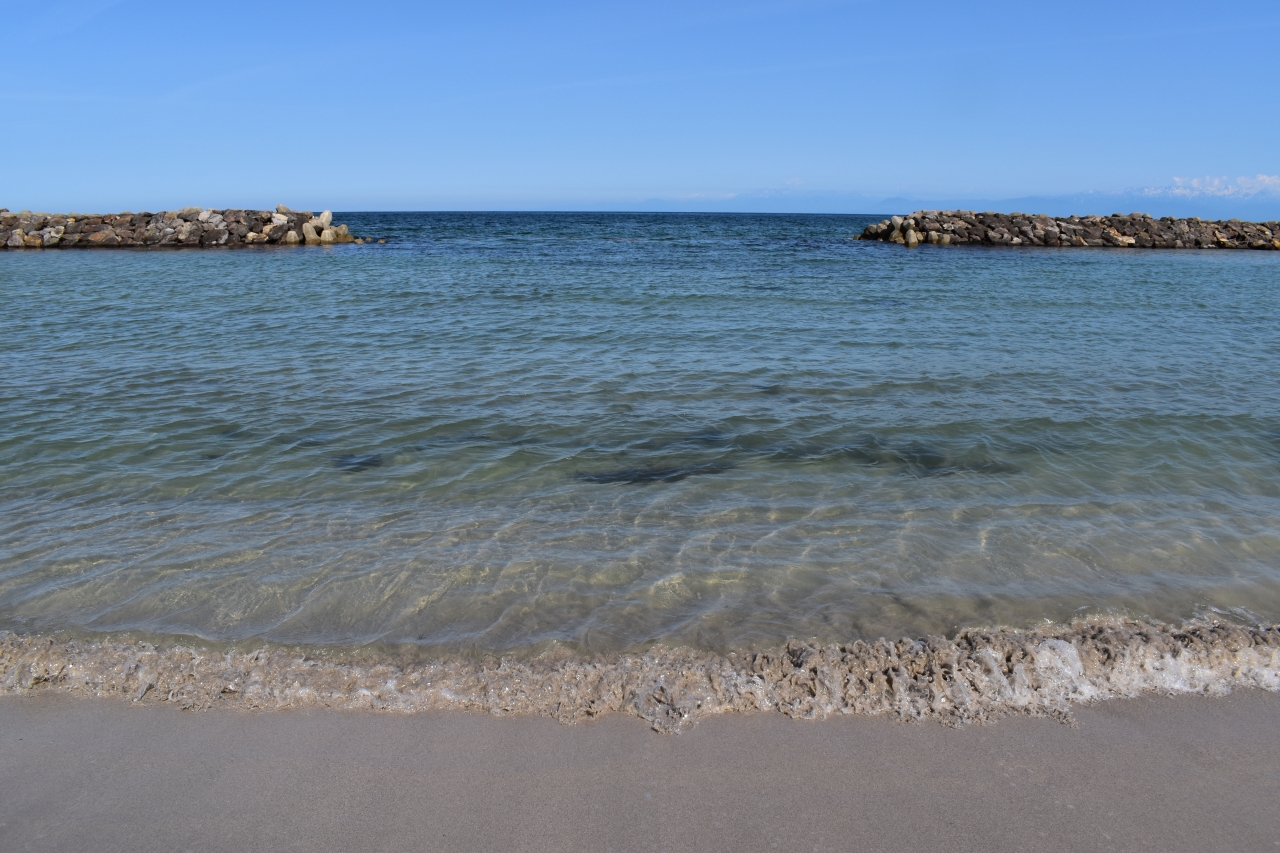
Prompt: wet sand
<box><xmin>1</xmin><ymin>692</ymin><xmax>1277</xmax><ymax>852</ymax></box>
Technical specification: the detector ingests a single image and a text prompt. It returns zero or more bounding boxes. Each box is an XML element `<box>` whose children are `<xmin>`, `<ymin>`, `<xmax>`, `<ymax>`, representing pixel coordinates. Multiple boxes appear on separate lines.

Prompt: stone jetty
<box><xmin>859</xmin><ymin>210</ymin><xmax>1280</xmax><ymax>250</ymax></box>
<box><xmin>0</xmin><ymin>205</ymin><xmax>376</xmax><ymax>249</ymax></box>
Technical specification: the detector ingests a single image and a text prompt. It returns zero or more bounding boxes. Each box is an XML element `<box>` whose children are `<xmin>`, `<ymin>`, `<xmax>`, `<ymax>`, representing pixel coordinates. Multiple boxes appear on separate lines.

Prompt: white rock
<box><xmin>6</xmin><ymin>229</ymin><xmax>25</xmax><ymax>247</ymax></box>
<box><xmin>319</xmin><ymin>210</ymin><xmax>333</xmax><ymax>228</ymax></box>
<box><xmin>320</xmin><ymin>227</ymin><xmax>336</xmax><ymax>244</ymax></box>
<box><xmin>302</xmin><ymin>222</ymin><xmax>320</xmax><ymax>244</ymax></box>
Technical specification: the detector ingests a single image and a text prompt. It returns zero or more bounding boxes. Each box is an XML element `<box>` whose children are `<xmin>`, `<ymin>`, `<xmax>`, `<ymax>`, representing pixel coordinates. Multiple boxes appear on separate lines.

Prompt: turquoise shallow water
<box><xmin>2</xmin><ymin>213</ymin><xmax>1279</xmax><ymax>656</ymax></box>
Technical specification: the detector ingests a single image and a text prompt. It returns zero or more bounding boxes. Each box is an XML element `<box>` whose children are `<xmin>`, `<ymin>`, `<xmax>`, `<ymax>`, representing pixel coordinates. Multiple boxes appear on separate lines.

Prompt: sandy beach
<box><xmin>2</xmin><ymin>691</ymin><xmax>1276</xmax><ymax>852</ymax></box>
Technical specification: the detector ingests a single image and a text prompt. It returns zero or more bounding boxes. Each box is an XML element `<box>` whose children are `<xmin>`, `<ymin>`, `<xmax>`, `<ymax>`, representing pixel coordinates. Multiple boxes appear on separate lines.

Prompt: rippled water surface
<box><xmin>2</xmin><ymin>213</ymin><xmax>1279</xmax><ymax>656</ymax></box>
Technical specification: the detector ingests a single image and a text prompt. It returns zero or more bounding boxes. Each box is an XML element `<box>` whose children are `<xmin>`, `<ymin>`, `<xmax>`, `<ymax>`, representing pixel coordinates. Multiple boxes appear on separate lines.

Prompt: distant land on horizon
<box><xmin>9</xmin><ymin>185</ymin><xmax>1279</xmax><ymax>223</ymax></box>
<box><xmin>299</xmin><ymin>189</ymin><xmax>1280</xmax><ymax>220</ymax></box>
<box><xmin>536</xmin><ymin>188</ymin><xmax>1280</xmax><ymax>220</ymax></box>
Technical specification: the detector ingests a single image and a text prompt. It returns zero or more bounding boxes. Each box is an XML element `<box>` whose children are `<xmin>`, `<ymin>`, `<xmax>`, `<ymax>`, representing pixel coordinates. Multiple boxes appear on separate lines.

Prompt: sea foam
<box><xmin>3</xmin><ymin>619</ymin><xmax>1277</xmax><ymax>732</ymax></box>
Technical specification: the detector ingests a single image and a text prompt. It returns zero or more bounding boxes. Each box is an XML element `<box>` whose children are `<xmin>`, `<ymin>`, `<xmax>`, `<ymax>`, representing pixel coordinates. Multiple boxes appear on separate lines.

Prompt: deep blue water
<box><xmin>2</xmin><ymin>212</ymin><xmax>1279</xmax><ymax>655</ymax></box>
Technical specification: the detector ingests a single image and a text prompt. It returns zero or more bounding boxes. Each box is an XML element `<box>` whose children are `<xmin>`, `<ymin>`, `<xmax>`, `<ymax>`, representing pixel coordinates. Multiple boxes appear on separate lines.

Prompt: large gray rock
<box><xmin>302</xmin><ymin>222</ymin><xmax>320</xmax><ymax>244</ymax></box>
<box><xmin>200</xmin><ymin>228</ymin><xmax>229</xmax><ymax>246</ymax></box>
<box><xmin>319</xmin><ymin>210</ymin><xmax>333</xmax><ymax>228</ymax></box>
<box><xmin>5</xmin><ymin>229</ymin><xmax>24</xmax><ymax>248</ymax></box>
<box><xmin>178</xmin><ymin>222</ymin><xmax>201</xmax><ymax>244</ymax></box>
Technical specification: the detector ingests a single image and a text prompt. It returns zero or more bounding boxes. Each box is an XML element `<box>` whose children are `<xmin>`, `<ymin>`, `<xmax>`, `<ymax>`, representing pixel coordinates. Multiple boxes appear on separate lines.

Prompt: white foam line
<box><xmin>3</xmin><ymin>619</ymin><xmax>1278</xmax><ymax>733</ymax></box>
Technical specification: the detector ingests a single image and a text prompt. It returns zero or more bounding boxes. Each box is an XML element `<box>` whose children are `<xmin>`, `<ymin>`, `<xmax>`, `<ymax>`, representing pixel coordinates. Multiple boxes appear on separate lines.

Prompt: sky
<box><xmin>4</xmin><ymin>0</ymin><xmax>1279</xmax><ymax>216</ymax></box>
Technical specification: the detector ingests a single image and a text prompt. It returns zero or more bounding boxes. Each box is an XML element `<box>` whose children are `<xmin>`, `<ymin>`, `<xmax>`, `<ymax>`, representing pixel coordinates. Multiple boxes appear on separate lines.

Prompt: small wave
<box><xmin>3</xmin><ymin>618</ymin><xmax>1277</xmax><ymax>733</ymax></box>
<box><xmin>332</xmin><ymin>453</ymin><xmax>384</xmax><ymax>472</ymax></box>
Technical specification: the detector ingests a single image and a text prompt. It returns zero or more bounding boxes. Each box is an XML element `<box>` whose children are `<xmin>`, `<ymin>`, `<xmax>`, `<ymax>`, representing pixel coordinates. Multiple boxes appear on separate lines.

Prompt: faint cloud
<box><xmin>785</xmin><ymin>178</ymin><xmax>806</xmax><ymax>186</ymax></box>
<box><xmin>667</xmin><ymin>192</ymin><xmax>740</xmax><ymax>200</ymax></box>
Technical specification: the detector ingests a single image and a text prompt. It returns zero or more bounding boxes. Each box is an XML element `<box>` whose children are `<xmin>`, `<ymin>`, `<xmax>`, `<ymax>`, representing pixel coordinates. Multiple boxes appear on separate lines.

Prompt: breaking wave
<box><xmin>4</xmin><ymin>618</ymin><xmax>1278</xmax><ymax>733</ymax></box>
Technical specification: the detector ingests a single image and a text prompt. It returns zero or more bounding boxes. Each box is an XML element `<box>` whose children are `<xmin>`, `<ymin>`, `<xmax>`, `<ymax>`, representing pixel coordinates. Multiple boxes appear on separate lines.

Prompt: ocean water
<box><xmin>3</xmin><ymin>213</ymin><xmax>1280</xmax><ymax>667</ymax></box>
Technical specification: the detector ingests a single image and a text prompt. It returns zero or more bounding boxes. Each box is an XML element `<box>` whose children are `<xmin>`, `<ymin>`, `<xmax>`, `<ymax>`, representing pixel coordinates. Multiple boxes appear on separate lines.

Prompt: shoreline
<box><xmin>860</xmin><ymin>209</ymin><xmax>1280</xmax><ymax>248</ymax></box>
<box><xmin>5</xmin><ymin>617</ymin><xmax>1277</xmax><ymax>733</ymax></box>
<box><xmin>2</xmin><ymin>689</ymin><xmax>1277</xmax><ymax>851</ymax></box>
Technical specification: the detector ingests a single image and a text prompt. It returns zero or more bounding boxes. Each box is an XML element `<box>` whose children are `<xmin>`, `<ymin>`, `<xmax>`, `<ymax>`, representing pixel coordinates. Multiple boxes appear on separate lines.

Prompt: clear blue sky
<box><xmin>5</xmin><ymin>0</ymin><xmax>1279</xmax><ymax>215</ymax></box>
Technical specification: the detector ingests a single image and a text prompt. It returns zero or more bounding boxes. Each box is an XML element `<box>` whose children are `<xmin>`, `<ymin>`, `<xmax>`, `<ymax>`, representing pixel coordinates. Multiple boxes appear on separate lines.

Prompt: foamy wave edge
<box><xmin>4</xmin><ymin>619</ymin><xmax>1278</xmax><ymax>732</ymax></box>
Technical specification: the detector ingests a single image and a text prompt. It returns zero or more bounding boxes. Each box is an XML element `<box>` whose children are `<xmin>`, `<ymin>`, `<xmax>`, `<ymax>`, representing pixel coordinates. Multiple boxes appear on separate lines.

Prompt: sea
<box><xmin>2</xmin><ymin>212</ymin><xmax>1279</xmax><ymax>727</ymax></box>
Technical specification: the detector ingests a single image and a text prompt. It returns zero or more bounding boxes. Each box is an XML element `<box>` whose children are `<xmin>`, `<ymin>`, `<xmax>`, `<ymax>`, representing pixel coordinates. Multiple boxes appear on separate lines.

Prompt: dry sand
<box><xmin>1</xmin><ymin>691</ymin><xmax>1277</xmax><ymax>852</ymax></box>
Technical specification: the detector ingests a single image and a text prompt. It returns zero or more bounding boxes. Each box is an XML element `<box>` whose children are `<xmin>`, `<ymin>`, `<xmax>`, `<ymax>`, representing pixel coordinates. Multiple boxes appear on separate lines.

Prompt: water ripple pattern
<box><xmin>2</xmin><ymin>213</ymin><xmax>1279</xmax><ymax>656</ymax></box>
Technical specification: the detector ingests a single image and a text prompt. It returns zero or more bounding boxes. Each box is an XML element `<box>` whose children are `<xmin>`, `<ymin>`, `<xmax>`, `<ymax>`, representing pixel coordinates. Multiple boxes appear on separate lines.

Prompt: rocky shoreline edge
<box><xmin>859</xmin><ymin>210</ymin><xmax>1280</xmax><ymax>249</ymax></box>
<box><xmin>3</xmin><ymin>618</ymin><xmax>1277</xmax><ymax>733</ymax></box>
<box><xmin>0</xmin><ymin>205</ymin><xmax>379</xmax><ymax>249</ymax></box>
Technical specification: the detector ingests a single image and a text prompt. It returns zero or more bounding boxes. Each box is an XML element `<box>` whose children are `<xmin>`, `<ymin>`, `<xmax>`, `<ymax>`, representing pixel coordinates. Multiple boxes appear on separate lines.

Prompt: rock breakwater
<box><xmin>0</xmin><ymin>205</ymin><xmax>375</xmax><ymax>249</ymax></box>
<box><xmin>860</xmin><ymin>210</ymin><xmax>1280</xmax><ymax>249</ymax></box>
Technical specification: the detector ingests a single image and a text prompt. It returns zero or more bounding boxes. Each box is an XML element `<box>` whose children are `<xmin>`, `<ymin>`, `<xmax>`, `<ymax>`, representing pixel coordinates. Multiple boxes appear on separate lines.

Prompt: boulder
<box><xmin>5</xmin><ymin>229</ymin><xmax>24</xmax><ymax>248</ymax></box>
<box><xmin>319</xmin><ymin>210</ymin><xmax>333</xmax><ymax>228</ymax></box>
<box><xmin>283</xmin><ymin>230</ymin><xmax>301</xmax><ymax>245</ymax></box>
<box><xmin>200</xmin><ymin>228</ymin><xmax>229</xmax><ymax>246</ymax></box>
<box><xmin>174</xmin><ymin>222</ymin><xmax>195</xmax><ymax>243</ymax></box>
<box><xmin>320</xmin><ymin>227</ymin><xmax>336</xmax><ymax>244</ymax></box>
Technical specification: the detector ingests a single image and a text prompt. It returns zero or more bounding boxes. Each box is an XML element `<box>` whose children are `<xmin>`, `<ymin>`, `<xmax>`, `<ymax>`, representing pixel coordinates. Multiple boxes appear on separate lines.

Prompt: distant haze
<box><xmin>3</xmin><ymin>1</ymin><xmax>1278</xmax><ymax>218</ymax></box>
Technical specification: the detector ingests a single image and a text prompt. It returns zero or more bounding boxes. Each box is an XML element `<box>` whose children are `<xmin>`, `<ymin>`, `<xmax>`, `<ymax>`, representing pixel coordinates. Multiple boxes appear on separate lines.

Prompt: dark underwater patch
<box><xmin>765</xmin><ymin>439</ymin><xmax>1017</xmax><ymax>476</ymax></box>
<box><xmin>574</xmin><ymin>461</ymin><xmax>734</xmax><ymax>485</ymax></box>
<box><xmin>332</xmin><ymin>453</ymin><xmax>384</xmax><ymax>472</ymax></box>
